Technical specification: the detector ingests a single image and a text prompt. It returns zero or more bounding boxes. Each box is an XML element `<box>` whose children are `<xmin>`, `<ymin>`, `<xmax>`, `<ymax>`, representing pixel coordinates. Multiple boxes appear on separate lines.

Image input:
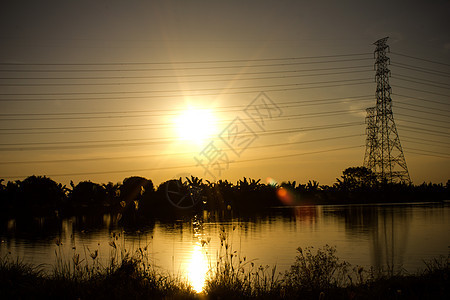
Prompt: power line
<box><xmin>0</xmin><ymin>57</ymin><xmax>373</xmax><ymax>73</ymax></box>
<box><xmin>0</xmin><ymin>134</ymin><xmax>363</xmax><ymax>165</ymax></box>
<box><xmin>0</xmin><ymin>52</ymin><xmax>373</xmax><ymax>66</ymax></box>
<box><xmin>0</xmin><ymin>65</ymin><xmax>371</xmax><ymax>80</ymax></box>
<box><xmin>0</xmin><ymin>81</ymin><xmax>373</xmax><ymax>101</ymax></box>
<box><xmin>395</xmin><ymin>93</ymin><xmax>450</xmax><ymax>106</ymax></box>
<box><xmin>392</xmin><ymin>76</ymin><xmax>450</xmax><ymax>90</ymax></box>
<box><xmin>402</xmin><ymin>137</ymin><xmax>450</xmax><ymax>148</ymax></box>
<box><xmin>392</xmin><ymin>85</ymin><xmax>450</xmax><ymax>98</ymax></box>
<box><xmin>403</xmin><ymin>147</ymin><xmax>450</xmax><ymax>157</ymax></box>
<box><xmin>0</xmin><ymin>111</ymin><xmax>365</xmax><ymax>135</ymax></box>
<box><xmin>2</xmin><ymin>103</ymin><xmax>446</xmax><ymax>138</ymax></box>
<box><xmin>399</xmin><ymin>126</ymin><xmax>450</xmax><ymax>137</ymax></box>
<box><xmin>2</xmin><ymin>133</ymin><xmax>445</xmax><ymax>170</ymax></box>
<box><xmin>0</xmin><ymin>69</ymin><xmax>372</xmax><ymax>87</ymax></box>
<box><xmin>391</xmin><ymin>62</ymin><xmax>450</xmax><ymax>77</ymax></box>
<box><xmin>393</xmin><ymin>73</ymin><xmax>450</xmax><ymax>88</ymax></box>
<box><xmin>392</xmin><ymin>63</ymin><xmax>450</xmax><ymax>78</ymax></box>
<box><xmin>0</xmin><ymin>108</ymin><xmax>369</xmax><ymax>135</ymax></box>
<box><xmin>402</xmin><ymin>135</ymin><xmax>450</xmax><ymax>146</ymax></box>
<box><xmin>0</xmin><ymin>78</ymin><xmax>373</xmax><ymax>97</ymax></box>
<box><xmin>399</xmin><ymin>124</ymin><xmax>449</xmax><ymax>136</ymax></box>
<box><xmin>0</xmin><ymin>106</ymin><xmax>367</xmax><ymax>123</ymax></box>
<box><xmin>394</xmin><ymin>105</ymin><xmax>450</xmax><ymax>118</ymax></box>
<box><xmin>396</xmin><ymin>112</ymin><xmax>450</xmax><ymax>125</ymax></box>
<box><xmin>396</xmin><ymin>118</ymin><xmax>450</xmax><ymax>130</ymax></box>
<box><xmin>391</xmin><ymin>52</ymin><xmax>450</xmax><ymax>67</ymax></box>
<box><xmin>0</xmin><ymin>95</ymin><xmax>373</xmax><ymax>118</ymax></box>
<box><xmin>395</xmin><ymin>102</ymin><xmax>450</xmax><ymax>114</ymax></box>
<box><xmin>404</xmin><ymin>150</ymin><xmax>449</xmax><ymax>159</ymax></box>
<box><xmin>0</xmin><ymin>121</ymin><xmax>365</xmax><ymax>147</ymax></box>
<box><xmin>0</xmin><ymin>121</ymin><xmax>365</xmax><ymax>151</ymax></box>
<box><xmin>0</xmin><ymin>145</ymin><xmax>364</xmax><ymax>180</ymax></box>
<box><xmin>0</xmin><ymin>134</ymin><xmax>444</xmax><ymax>165</ymax></box>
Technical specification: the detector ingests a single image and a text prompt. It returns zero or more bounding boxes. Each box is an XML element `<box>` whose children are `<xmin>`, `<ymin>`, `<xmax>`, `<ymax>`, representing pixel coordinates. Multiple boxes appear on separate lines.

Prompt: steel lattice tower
<box><xmin>363</xmin><ymin>37</ymin><xmax>411</xmax><ymax>183</ymax></box>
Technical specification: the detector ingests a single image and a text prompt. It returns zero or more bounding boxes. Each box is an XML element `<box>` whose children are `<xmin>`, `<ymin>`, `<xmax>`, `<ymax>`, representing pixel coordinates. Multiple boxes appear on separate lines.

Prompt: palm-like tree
<box><xmin>306</xmin><ymin>180</ymin><xmax>320</xmax><ymax>192</ymax></box>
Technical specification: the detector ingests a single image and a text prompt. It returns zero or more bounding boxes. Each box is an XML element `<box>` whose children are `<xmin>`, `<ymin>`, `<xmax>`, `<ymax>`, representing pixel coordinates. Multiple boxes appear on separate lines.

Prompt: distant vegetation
<box><xmin>0</xmin><ymin>167</ymin><xmax>448</xmax><ymax>221</ymax></box>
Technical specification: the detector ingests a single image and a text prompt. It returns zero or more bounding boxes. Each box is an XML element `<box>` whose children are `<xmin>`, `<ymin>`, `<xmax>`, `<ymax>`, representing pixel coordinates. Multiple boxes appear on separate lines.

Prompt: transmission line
<box><xmin>391</xmin><ymin>52</ymin><xmax>450</xmax><ymax>67</ymax></box>
<box><xmin>0</xmin><ymin>94</ymin><xmax>370</xmax><ymax>117</ymax></box>
<box><xmin>0</xmin><ymin>109</ymin><xmax>369</xmax><ymax>135</ymax></box>
<box><xmin>396</xmin><ymin>118</ymin><xmax>450</xmax><ymax>130</ymax></box>
<box><xmin>392</xmin><ymin>76</ymin><xmax>450</xmax><ymax>90</ymax></box>
<box><xmin>403</xmin><ymin>147</ymin><xmax>450</xmax><ymax>157</ymax></box>
<box><xmin>0</xmin><ymin>81</ymin><xmax>373</xmax><ymax>102</ymax></box>
<box><xmin>0</xmin><ymin>65</ymin><xmax>371</xmax><ymax>81</ymax></box>
<box><xmin>0</xmin><ymin>121</ymin><xmax>365</xmax><ymax>151</ymax></box>
<box><xmin>402</xmin><ymin>138</ymin><xmax>450</xmax><ymax>148</ymax></box>
<box><xmin>0</xmin><ymin>107</ymin><xmax>367</xmax><ymax>122</ymax></box>
<box><xmin>391</xmin><ymin>62</ymin><xmax>450</xmax><ymax>77</ymax></box>
<box><xmin>0</xmin><ymin>134</ymin><xmax>363</xmax><ymax>165</ymax></box>
<box><xmin>392</xmin><ymin>85</ymin><xmax>450</xmax><ymax>98</ymax></box>
<box><xmin>0</xmin><ymin>145</ymin><xmax>364</xmax><ymax>180</ymax></box>
<box><xmin>395</xmin><ymin>93</ymin><xmax>450</xmax><ymax>106</ymax></box>
<box><xmin>396</xmin><ymin>112</ymin><xmax>450</xmax><ymax>124</ymax></box>
<box><xmin>0</xmin><ymin>69</ymin><xmax>372</xmax><ymax>87</ymax></box>
<box><xmin>399</xmin><ymin>126</ymin><xmax>450</xmax><ymax>137</ymax></box>
<box><xmin>393</xmin><ymin>73</ymin><xmax>450</xmax><ymax>88</ymax></box>
<box><xmin>0</xmin><ymin>57</ymin><xmax>372</xmax><ymax>73</ymax></box>
<box><xmin>0</xmin><ymin>52</ymin><xmax>373</xmax><ymax>66</ymax></box>
<box><xmin>394</xmin><ymin>105</ymin><xmax>450</xmax><ymax>118</ymax></box>
<box><xmin>0</xmin><ymin>78</ymin><xmax>373</xmax><ymax>97</ymax></box>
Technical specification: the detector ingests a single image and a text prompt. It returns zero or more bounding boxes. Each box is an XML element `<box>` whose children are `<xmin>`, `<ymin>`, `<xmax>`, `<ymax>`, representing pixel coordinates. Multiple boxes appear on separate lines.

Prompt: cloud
<box><xmin>287</xmin><ymin>132</ymin><xmax>306</xmax><ymax>143</ymax></box>
<box><xmin>339</xmin><ymin>97</ymin><xmax>372</xmax><ymax>118</ymax></box>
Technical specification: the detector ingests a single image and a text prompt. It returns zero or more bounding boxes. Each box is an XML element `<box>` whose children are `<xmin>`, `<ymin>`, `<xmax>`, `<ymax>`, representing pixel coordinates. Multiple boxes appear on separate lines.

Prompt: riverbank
<box><xmin>1</xmin><ymin>174</ymin><xmax>448</xmax><ymax>222</ymax></box>
<box><xmin>1</xmin><ymin>244</ymin><xmax>448</xmax><ymax>299</ymax></box>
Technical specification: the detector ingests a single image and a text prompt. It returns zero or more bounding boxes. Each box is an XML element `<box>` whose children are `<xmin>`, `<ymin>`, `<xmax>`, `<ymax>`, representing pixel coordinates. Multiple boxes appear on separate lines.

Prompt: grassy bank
<box><xmin>1</xmin><ymin>239</ymin><xmax>449</xmax><ymax>299</ymax></box>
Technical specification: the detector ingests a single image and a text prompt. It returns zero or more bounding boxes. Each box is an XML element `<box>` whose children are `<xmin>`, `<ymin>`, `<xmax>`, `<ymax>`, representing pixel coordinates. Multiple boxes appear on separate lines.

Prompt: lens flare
<box><xmin>277</xmin><ymin>187</ymin><xmax>295</xmax><ymax>205</ymax></box>
<box><xmin>266</xmin><ymin>177</ymin><xmax>278</xmax><ymax>186</ymax></box>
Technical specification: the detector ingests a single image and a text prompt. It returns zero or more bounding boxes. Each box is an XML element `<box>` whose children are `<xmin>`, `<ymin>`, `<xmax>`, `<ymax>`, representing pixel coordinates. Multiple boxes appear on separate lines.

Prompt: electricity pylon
<box><xmin>363</xmin><ymin>37</ymin><xmax>411</xmax><ymax>184</ymax></box>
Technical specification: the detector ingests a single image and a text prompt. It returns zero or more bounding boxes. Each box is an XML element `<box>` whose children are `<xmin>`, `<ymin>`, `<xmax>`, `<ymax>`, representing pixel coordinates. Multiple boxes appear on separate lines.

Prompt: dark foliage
<box><xmin>0</xmin><ymin>167</ymin><xmax>448</xmax><ymax>220</ymax></box>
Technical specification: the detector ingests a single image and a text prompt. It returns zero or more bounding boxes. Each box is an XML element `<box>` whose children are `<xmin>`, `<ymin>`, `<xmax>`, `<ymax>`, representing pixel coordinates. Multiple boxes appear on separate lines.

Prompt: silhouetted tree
<box><xmin>103</xmin><ymin>181</ymin><xmax>121</xmax><ymax>209</ymax></box>
<box><xmin>334</xmin><ymin>167</ymin><xmax>377</xmax><ymax>192</ymax></box>
<box><xmin>69</xmin><ymin>181</ymin><xmax>107</xmax><ymax>212</ymax></box>
<box><xmin>17</xmin><ymin>175</ymin><xmax>66</xmax><ymax>215</ymax></box>
<box><xmin>119</xmin><ymin>176</ymin><xmax>155</xmax><ymax>222</ymax></box>
<box><xmin>306</xmin><ymin>180</ymin><xmax>320</xmax><ymax>192</ymax></box>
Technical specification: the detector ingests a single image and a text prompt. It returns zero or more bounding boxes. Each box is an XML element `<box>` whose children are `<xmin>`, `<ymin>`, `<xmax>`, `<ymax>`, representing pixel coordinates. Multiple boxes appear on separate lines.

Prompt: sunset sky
<box><xmin>1</xmin><ymin>0</ymin><xmax>449</xmax><ymax>186</ymax></box>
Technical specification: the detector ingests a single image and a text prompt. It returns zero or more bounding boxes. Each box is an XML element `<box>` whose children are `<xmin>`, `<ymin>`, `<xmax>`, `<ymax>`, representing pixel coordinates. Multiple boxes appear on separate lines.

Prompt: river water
<box><xmin>1</xmin><ymin>202</ymin><xmax>449</xmax><ymax>292</ymax></box>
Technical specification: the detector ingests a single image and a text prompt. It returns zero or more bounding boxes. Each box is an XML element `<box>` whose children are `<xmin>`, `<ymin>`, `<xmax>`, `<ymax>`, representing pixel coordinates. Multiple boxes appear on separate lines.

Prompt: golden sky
<box><xmin>0</xmin><ymin>0</ymin><xmax>449</xmax><ymax>186</ymax></box>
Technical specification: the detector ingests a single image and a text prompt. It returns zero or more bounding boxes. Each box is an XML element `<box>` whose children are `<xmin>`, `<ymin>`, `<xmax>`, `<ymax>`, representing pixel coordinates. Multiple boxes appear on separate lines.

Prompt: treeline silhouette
<box><xmin>0</xmin><ymin>167</ymin><xmax>448</xmax><ymax>221</ymax></box>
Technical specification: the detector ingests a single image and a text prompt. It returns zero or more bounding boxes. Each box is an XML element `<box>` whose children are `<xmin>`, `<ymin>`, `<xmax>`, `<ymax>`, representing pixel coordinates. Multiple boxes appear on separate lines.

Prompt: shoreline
<box><xmin>1</xmin><ymin>244</ymin><xmax>448</xmax><ymax>299</ymax></box>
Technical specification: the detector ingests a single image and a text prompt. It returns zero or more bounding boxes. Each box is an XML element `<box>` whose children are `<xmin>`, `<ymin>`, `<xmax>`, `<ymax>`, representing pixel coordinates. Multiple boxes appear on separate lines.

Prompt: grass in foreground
<box><xmin>0</xmin><ymin>255</ymin><xmax>196</xmax><ymax>299</ymax></box>
<box><xmin>1</xmin><ymin>233</ymin><xmax>449</xmax><ymax>299</ymax></box>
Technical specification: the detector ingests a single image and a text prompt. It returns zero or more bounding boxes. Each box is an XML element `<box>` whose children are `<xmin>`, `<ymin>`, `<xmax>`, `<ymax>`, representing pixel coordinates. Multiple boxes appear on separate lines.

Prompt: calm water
<box><xmin>1</xmin><ymin>202</ymin><xmax>449</xmax><ymax>292</ymax></box>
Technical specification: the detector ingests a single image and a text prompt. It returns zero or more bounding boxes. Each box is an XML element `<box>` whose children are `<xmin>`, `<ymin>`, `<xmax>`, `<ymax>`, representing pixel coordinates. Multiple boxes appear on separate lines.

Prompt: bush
<box><xmin>285</xmin><ymin>245</ymin><xmax>350</xmax><ymax>292</ymax></box>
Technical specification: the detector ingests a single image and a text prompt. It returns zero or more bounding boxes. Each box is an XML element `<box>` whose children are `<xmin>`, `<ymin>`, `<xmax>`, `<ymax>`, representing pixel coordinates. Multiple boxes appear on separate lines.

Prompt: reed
<box><xmin>1</xmin><ymin>234</ymin><xmax>448</xmax><ymax>299</ymax></box>
<box><xmin>204</xmin><ymin>225</ymin><xmax>283</xmax><ymax>298</ymax></box>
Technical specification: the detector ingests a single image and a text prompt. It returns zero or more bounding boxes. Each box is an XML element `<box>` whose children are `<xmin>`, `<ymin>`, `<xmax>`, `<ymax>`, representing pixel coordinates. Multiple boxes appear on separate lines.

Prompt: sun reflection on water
<box><xmin>187</xmin><ymin>243</ymin><xmax>209</xmax><ymax>293</ymax></box>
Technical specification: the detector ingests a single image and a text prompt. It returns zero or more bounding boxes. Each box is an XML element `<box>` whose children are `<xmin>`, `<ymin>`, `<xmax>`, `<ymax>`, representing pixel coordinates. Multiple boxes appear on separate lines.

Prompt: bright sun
<box><xmin>175</xmin><ymin>107</ymin><xmax>217</xmax><ymax>145</ymax></box>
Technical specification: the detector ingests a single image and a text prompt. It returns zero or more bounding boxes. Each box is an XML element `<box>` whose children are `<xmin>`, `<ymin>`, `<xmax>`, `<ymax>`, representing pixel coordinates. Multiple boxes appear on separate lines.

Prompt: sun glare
<box><xmin>187</xmin><ymin>243</ymin><xmax>209</xmax><ymax>293</ymax></box>
<box><xmin>175</xmin><ymin>108</ymin><xmax>217</xmax><ymax>145</ymax></box>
